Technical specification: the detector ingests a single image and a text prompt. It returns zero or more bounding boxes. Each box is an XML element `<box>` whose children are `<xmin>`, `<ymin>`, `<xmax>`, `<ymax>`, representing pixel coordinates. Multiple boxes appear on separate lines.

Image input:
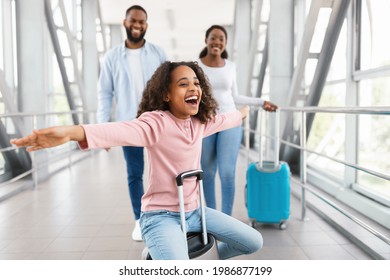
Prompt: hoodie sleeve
<box><xmin>203</xmin><ymin>110</ymin><xmax>242</xmax><ymax>138</ymax></box>
<box><xmin>78</xmin><ymin>111</ymin><xmax>165</xmax><ymax>150</ymax></box>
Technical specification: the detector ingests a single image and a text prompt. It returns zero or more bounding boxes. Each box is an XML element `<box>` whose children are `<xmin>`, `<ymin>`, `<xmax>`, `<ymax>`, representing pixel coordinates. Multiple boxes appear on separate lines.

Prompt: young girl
<box><xmin>10</xmin><ymin>61</ymin><xmax>263</xmax><ymax>260</ymax></box>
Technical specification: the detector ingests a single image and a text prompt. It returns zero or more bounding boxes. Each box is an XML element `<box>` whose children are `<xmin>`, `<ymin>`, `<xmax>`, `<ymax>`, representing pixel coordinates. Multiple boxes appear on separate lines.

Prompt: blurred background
<box><xmin>99</xmin><ymin>0</ymin><xmax>236</xmax><ymax>61</ymax></box>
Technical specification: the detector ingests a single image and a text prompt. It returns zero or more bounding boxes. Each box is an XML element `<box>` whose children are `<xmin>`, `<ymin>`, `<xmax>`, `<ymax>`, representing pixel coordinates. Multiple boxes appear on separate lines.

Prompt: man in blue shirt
<box><xmin>97</xmin><ymin>5</ymin><xmax>166</xmax><ymax>241</ymax></box>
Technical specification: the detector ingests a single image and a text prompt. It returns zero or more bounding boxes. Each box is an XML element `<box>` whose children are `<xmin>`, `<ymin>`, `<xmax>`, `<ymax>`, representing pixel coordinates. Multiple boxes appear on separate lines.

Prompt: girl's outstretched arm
<box><xmin>10</xmin><ymin>125</ymin><xmax>86</xmax><ymax>152</ymax></box>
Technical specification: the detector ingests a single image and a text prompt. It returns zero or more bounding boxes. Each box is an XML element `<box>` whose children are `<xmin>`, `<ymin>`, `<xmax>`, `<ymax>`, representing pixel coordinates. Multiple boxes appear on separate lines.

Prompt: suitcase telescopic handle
<box><xmin>258</xmin><ymin>108</ymin><xmax>280</xmax><ymax>169</ymax></box>
<box><xmin>176</xmin><ymin>169</ymin><xmax>203</xmax><ymax>186</ymax></box>
<box><xmin>176</xmin><ymin>170</ymin><xmax>208</xmax><ymax>245</ymax></box>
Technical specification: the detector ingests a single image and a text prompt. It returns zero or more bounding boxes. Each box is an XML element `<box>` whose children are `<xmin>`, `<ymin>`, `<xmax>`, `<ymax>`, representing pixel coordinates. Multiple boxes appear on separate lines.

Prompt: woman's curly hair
<box><xmin>137</xmin><ymin>61</ymin><xmax>218</xmax><ymax>123</ymax></box>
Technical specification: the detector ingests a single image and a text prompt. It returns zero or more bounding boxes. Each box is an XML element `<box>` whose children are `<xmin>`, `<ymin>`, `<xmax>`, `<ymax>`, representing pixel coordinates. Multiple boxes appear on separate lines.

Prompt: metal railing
<box><xmin>244</xmin><ymin>106</ymin><xmax>390</xmax><ymax>247</ymax></box>
<box><xmin>0</xmin><ymin>109</ymin><xmax>96</xmax><ymax>201</ymax></box>
<box><xmin>2</xmin><ymin>106</ymin><xmax>389</xmax><ymax>247</ymax></box>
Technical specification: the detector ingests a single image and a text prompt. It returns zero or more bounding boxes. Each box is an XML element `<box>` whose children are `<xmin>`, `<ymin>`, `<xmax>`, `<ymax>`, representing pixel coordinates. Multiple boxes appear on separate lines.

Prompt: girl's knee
<box><xmin>255</xmin><ymin>231</ymin><xmax>264</xmax><ymax>252</ymax></box>
<box><xmin>247</xmin><ymin>229</ymin><xmax>263</xmax><ymax>254</ymax></box>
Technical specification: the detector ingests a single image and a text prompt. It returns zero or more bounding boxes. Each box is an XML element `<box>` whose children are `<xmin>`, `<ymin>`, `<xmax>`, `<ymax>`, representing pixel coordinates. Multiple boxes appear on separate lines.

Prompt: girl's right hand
<box><xmin>10</xmin><ymin>125</ymin><xmax>85</xmax><ymax>152</ymax></box>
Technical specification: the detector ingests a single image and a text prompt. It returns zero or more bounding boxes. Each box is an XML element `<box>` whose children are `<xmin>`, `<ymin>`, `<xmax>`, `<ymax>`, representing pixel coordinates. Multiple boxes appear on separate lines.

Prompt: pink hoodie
<box><xmin>79</xmin><ymin>110</ymin><xmax>242</xmax><ymax>212</ymax></box>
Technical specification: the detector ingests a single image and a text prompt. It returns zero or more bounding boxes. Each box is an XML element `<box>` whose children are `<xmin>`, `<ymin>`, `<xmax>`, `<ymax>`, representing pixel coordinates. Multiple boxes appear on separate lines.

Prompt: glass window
<box><xmin>357</xmin><ymin>78</ymin><xmax>390</xmax><ymax>201</ymax></box>
<box><xmin>0</xmin><ymin>153</ymin><xmax>4</xmax><ymax>176</ymax></box>
<box><xmin>307</xmin><ymin>83</ymin><xmax>346</xmax><ymax>178</ymax></box>
<box><xmin>359</xmin><ymin>76</ymin><xmax>390</xmax><ymax>106</ymax></box>
<box><xmin>309</xmin><ymin>8</ymin><xmax>331</xmax><ymax>54</ymax></box>
<box><xmin>327</xmin><ymin>20</ymin><xmax>347</xmax><ymax>81</ymax></box>
<box><xmin>305</xmin><ymin>58</ymin><xmax>318</xmax><ymax>88</ymax></box>
<box><xmin>357</xmin><ymin>115</ymin><xmax>390</xmax><ymax>202</ymax></box>
<box><xmin>0</xmin><ymin>92</ymin><xmax>4</xmax><ymax>114</ymax></box>
<box><xmin>360</xmin><ymin>0</ymin><xmax>390</xmax><ymax>70</ymax></box>
<box><xmin>0</xmin><ymin>1</ymin><xmax>3</xmax><ymax>71</ymax></box>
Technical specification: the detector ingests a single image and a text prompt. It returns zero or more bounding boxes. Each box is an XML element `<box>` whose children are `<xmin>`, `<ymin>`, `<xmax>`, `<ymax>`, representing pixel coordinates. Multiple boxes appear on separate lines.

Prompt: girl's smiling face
<box><xmin>166</xmin><ymin>65</ymin><xmax>202</xmax><ymax>119</ymax></box>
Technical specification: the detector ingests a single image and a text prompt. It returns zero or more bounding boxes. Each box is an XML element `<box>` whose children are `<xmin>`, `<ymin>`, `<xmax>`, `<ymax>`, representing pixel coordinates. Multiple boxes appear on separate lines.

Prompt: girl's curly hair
<box><xmin>137</xmin><ymin>61</ymin><xmax>218</xmax><ymax>123</ymax></box>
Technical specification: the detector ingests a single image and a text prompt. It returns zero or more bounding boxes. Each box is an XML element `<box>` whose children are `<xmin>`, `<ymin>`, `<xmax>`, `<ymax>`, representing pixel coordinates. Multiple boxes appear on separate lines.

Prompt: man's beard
<box><xmin>125</xmin><ymin>27</ymin><xmax>146</xmax><ymax>44</ymax></box>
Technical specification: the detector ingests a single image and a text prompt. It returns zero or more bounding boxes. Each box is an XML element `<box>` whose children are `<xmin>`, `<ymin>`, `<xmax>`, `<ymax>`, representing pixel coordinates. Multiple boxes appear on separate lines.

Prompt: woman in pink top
<box><xmin>10</xmin><ymin>61</ymin><xmax>263</xmax><ymax>260</ymax></box>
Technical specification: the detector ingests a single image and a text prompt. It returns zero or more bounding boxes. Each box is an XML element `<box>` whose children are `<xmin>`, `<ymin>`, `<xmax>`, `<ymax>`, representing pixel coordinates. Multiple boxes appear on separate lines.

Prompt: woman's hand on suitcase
<box><xmin>262</xmin><ymin>101</ymin><xmax>278</xmax><ymax>112</ymax></box>
<box><xmin>239</xmin><ymin>106</ymin><xmax>250</xmax><ymax>119</ymax></box>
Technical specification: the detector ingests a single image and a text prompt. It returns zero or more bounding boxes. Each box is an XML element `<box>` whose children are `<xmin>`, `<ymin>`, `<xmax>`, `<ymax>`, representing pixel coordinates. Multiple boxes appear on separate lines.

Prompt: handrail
<box><xmin>0</xmin><ymin>146</ymin><xmax>15</xmax><ymax>153</ymax></box>
<box><xmin>0</xmin><ymin>143</ymin><xmax>82</xmax><ymax>189</ymax></box>
<box><xmin>0</xmin><ymin>109</ymin><xmax>96</xmax><ymax>200</ymax></box>
<box><xmin>277</xmin><ymin>106</ymin><xmax>390</xmax><ymax>180</ymax></box>
<box><xmin>248</xmin><ymin>106</ymin><xmax>390</xmax><ymax>181</ymax></box>
<box><xmin>290</xmin><ymin>177</ymin><xmax>390</xmax><ymax>246</ymax></box>
<box><xmin>250</xmin><ymin>129</ymin><xmax>390</xmax><ymax>182</ymax></box>
<box><xmin>1</xmin><ymin>109</ymin><xmax>95</xmax><ymax>154</ymax></box>
<box><xmin>244</xmin><ymin>105</ymin><xmax>390</xmax><ymax>250</ymax></box>
<box><xmin>0</xmin><ymin>109</ymin><xmax>95</xmax><ymax>118</ymax></box>
<box><xmin>279</xmin><ymin>138</ymin><xmax>390</xmax><ymax>181</ymax></box>
<box><xmin>280</xmin><ymin>106</ymin><xmax>390</xmax><ymax>114</ymax></box>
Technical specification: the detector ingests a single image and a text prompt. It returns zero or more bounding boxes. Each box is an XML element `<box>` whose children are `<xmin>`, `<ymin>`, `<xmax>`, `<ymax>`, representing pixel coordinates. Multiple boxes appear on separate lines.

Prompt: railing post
<box><xmin>31</xmin><ymin>115</ymin><xmax>38</xmax><ymax>189</ymax></box>
<box><xmin>300</xmin><ymin>111</ymin><xmax>308</xmax><ymax>221</ymax></box>
<box><xmin>245</xmin><ymin>113</ymin><xmax>250</xmax><ymax>164</ymax></box>
<box><xmin>68</xmin><ymin>142</ymin><xmax>72</xmax><ymax>168</ymax></box>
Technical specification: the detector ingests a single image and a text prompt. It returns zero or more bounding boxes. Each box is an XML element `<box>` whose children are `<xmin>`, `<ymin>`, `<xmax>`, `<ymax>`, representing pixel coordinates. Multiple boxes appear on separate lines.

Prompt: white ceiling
<box><xmin>98</xmin><ymin>0</ymin><xmax>236</xmax><ymax>61</ymax></box>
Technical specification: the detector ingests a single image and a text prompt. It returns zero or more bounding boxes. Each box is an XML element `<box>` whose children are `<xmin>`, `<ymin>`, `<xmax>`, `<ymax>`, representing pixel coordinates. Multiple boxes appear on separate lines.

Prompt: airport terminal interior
<box><xmin>0</xmin><ymin>0</ymin><xmax>389</xmax><ymax>260</ymax></box>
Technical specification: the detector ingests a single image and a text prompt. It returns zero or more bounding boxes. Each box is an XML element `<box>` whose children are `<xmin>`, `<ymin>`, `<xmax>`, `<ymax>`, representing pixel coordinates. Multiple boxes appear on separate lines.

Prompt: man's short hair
<box><xmin>126</xmin><ymin>5</ymin><xmax>148</xmax><ymax>19</ymax></box>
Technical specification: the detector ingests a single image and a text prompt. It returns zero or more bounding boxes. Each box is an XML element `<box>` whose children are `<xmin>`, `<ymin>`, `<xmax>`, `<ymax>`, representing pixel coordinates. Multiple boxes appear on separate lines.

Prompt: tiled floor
<box><xmin>0</xmin><ymin>147</ymin><xmax>374</xmax><ymax>260</ymax></box>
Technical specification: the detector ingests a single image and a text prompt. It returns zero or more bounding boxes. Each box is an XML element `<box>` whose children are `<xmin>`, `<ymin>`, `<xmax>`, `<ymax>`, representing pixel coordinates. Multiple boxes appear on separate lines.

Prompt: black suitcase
<box><xmin>142</xmin><ymin>170</ymin><xmax>220</xmax><ymax>260</ymax></box>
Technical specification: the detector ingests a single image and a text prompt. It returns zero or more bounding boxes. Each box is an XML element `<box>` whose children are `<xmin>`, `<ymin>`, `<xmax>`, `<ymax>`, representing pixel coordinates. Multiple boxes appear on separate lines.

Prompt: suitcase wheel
<box><xmin>279</xmin><ymin>221</ymin><xmax>287</xmax><ymax>230</ymax></box>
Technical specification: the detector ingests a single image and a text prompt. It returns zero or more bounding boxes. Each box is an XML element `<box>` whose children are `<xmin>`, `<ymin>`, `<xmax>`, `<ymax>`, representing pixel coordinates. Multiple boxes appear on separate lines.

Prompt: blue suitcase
<box><xmin>245</xmin><ymin>110</ymin><xmax>290</xmax><ymax>230</ymax></box>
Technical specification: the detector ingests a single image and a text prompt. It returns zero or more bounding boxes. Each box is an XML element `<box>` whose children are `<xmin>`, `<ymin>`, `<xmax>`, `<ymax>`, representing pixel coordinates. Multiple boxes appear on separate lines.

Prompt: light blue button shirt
<box><xmin>97</xmin><ymin>41</ymin><xmax>166</xmax><ymax>122</ymax></box>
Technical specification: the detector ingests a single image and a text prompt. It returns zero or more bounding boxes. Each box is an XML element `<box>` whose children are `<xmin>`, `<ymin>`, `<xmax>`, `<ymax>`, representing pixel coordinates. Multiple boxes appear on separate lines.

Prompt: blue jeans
<box><xmin>122</xmin><ymin>146</ymin><xmax>144</xmax><ymax>220</ymax></box>
<box><xmin>140</xmin><ymin>207</ymin><xmax>262</xmax><ymax>260</ymax></box>
<box><xmin>201</xmin><ymin>126</ymin><xmax>242</xmax><ymax>215</ymax></box>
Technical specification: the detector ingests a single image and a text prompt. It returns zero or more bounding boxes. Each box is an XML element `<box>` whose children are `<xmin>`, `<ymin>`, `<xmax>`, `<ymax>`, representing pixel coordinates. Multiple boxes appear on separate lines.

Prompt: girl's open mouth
<box><xmin>185</xmin><ymin>96</ymin><xmax>198</xmax><ymax>105</ymax></box>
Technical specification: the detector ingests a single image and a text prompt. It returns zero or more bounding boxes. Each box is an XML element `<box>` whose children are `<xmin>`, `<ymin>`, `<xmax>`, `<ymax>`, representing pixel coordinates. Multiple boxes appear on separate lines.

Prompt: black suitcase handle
<box><xmin>176</xmin><ymin>169</ymin><xmax>203</xmax><ymax>186</ymax></box>
<box><xmin>176</xmin><ymin>169</ymin><xmax>207</xmax><ymax>245</ymax></box>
